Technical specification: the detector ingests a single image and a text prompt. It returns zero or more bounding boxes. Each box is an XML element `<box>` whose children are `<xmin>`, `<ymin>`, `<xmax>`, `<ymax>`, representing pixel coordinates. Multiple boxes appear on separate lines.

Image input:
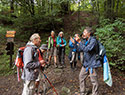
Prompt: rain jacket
<box><xmin>56</xmin><ymin>36</ymin><xmax>67</xmax><ymax>47</ymax></box>
<box><xmin>21</xmin><ymin>42</ymin><xmax>40</xmax><ymax>81</ymax></box>
<box><xmin>78</xmin><ymin>36</ymin><xmax>101</xmax><ymax>68</ymax></box>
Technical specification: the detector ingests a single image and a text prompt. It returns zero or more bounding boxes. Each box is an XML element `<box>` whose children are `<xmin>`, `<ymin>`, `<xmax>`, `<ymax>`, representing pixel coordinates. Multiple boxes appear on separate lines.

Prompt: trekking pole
<box><xmin>41</xmin><ymin>71</ymin><xmax>58</xmax><ymax>95</ymax></box>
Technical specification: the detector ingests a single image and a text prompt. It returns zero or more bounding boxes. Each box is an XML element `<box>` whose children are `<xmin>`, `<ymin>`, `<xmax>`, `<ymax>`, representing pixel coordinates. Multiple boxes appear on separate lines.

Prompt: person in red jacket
<box><xmin>35</xmin><ymin>44</ymin><xmax>48</xmax><ymax>95</ymax></box>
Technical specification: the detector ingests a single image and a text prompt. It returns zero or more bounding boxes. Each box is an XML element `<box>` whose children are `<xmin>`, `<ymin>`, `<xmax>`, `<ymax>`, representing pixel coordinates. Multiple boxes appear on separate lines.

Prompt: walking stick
<box><xmin>41</xmin><ymin>71</ymin><xmax>58</xmax><ymax>95</ymax></box>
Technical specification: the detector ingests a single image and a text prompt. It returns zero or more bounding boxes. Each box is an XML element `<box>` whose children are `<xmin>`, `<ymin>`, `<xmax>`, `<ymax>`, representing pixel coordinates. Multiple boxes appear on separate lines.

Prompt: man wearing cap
<box><xmin>35</xmin><ymin>44</ymin><xmax>48</xmax><ymax>95</ymax></box>
<box><xmin>71</xmin><ymin>27</ymin><xmax>101</xmax><ymax>95</ymax></box>
<box><xmin>21</xmin><ymin>33</ymin><xmax>46</xmax><ymax>95</ymax></box>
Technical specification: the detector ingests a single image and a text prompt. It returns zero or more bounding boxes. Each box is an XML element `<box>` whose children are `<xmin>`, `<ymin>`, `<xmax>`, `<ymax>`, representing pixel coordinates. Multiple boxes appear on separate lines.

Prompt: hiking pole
<box><xmin>41</xmin><ymin>71</ymin><xmax>58</xmax><ymax>95</ymax></box>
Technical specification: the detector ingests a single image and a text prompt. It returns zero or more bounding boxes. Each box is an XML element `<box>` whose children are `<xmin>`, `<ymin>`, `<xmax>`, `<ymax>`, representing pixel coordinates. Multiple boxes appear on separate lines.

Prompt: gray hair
<box><xmin>51</xmin><ymin>30</ymin><xmax>55</xmax><ymax>34</ymax></box>
<box><xmin>30</xmin><ymin>33</ymin><xmax>40</xmax><ymax>41</ymax></box>
<box><xmin>85</xmin><ymin>27</ymin><xmax>93</xmax><ymax>33</ymax></box>
<box><xmin>59</xmin><ymin>31</ymin><xmax>64</xmax><ymax>36</ymax></box>
<box><xmin>74</xmin><ymin>34</ymin><xmax>79</xmax><ymax>37</ymax></box>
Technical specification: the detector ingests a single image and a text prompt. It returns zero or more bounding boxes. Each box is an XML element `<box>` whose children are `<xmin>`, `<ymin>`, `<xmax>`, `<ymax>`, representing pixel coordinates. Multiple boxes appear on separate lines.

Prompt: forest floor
<box><xmin>0</xmin><ymin>57</ymin><xmax>125</xmax><ymax>95</ymax></box>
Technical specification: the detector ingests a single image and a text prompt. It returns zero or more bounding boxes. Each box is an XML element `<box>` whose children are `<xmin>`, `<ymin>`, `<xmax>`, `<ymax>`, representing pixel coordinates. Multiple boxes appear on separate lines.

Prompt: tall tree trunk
<box><xmin>31</xmin><ymin>0</ymin><xmax>34</xmax><ymax>16</ymax></box>
<box><xmin>116</xmin><ymin>0</ymin><xmax>120</xmax><ymax>16</ymax></box>
<box><xmin>42</xmin><ymin>0</ymin><xmax>45</xmax><ymax>9</ymax></box>
<box><xmin>104</xmin><ymin>0</ymin><xmax>107</xmax><ymax>13</ymax></box>
<box><xmin>112</xmin><ymin>0</ymin><xmax>115</xmax><ymax>19</ymax></box>
<box><xmin>78</xmin><ymin>1</ymin><xmax>80</xmax><ymax>25</ymax></box>
<box><xmin>10</xmin><ymin>0</ymin><xmax>14</xmax><ymax>13</ymax></box>
<box><xmin>107</xmin><ymin>0</ymin><xmax>112</xmax><ymax>19</ymax></box>
<box><xmin>51</xmin><ymin>0</ymin><xmax>53</xmax><ymax>12</ymax></box>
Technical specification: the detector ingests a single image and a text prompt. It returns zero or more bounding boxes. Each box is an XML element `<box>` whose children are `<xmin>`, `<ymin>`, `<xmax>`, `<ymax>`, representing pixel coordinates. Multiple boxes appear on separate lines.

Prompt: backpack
<box><xmin>96</xmin><ymin>40</ymin><xmax>106</xmax><ymax>63</ymax></box>
<box><xmin>15</xmin><ymin>46</ymin><xmax>36</xmax><ymax>81</ymax></box>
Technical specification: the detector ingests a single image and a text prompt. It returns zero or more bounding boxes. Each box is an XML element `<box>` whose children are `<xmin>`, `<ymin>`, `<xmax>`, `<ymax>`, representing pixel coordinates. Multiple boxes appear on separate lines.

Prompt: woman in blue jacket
<box><xmin>57</xmin><ymin>31</ymin><xmax>67</xmax><ymax>68</ymax></box>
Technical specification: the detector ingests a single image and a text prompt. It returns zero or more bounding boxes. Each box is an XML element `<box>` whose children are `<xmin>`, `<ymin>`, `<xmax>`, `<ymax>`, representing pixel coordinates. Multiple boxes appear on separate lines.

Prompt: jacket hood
<box><xmin>26</xmin><ymin>41</ymin><xmax>38</xmax><ymax>48</ymax></box>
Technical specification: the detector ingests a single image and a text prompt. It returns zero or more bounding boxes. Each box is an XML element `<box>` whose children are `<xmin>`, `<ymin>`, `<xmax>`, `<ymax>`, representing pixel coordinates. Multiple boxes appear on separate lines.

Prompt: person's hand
<box><xmin>75</xmin><ymin>36</ymin><xmax>81</xmax><ymax>43</ymax></box>
<box><xmin>48</xmin><ymin>49</ymin><xmax>50</xmax><ymax>51</ymax></box>
<box><xmin>57</xmin><ymin>45</ymin><xmax>60</xmax><ymax>47</ymax></box>
<box><xmin>70</xmin><ymin>37</ymin><xmax>75</xmax><ymax>44</ymax></box>
<box><xmin>40</xmin><ymin>60</ymin><xmax>46</xmax><ymax>67</ymax></box>
<box><xmin>47</xmin><ymin>49</ymin><xmax>49</xmax><ymax>52</ymax></box>
<box><xmin>62</xmin><ymin>44</ymin><xmax>65</xmax><ymax>47</ymax></box>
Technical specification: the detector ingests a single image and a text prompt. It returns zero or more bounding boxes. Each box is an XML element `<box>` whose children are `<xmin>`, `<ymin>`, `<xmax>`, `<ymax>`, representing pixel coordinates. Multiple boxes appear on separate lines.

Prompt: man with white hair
<box><xmin>21</xmin><ymin>33</ymin><xmax>45</xmax><ymax>95</ymax></box>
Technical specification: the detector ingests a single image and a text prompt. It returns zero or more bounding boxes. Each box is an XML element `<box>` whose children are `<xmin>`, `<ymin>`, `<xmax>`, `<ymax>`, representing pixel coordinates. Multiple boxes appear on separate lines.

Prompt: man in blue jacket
<box><xmin>70</xmin><ymin>27</ymin><xmax>101</xmax><ymax>95</ymax></box>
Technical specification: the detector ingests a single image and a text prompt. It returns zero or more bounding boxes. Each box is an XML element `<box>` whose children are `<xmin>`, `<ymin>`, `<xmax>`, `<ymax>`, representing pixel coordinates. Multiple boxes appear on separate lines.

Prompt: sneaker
<box><xmin>74</xmin><ymin>67</ymin><xmax>77</xmax><ymax>71</ymax></box>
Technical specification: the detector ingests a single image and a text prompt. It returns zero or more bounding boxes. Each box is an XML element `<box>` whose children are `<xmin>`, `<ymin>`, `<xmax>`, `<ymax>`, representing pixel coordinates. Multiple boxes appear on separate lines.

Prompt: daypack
<box><xmin>15</xmin><ymin>46</ymin><xmax>37</xmax><ymax>81</ymax></box>
<box><xmin>15</xmin><ymin>46</ymin><xmax>44</xmax><ymax>81</ymax></box>
<box><xmin>15</xmin><ymin>46</ymin><xmax>26</xmax><ymax>82</ymax></box>
<box><xmin>15</xmin><ymin>47</ymin><xmax>25</xmax><ymax>69</ymax></box>
<box><xmin>96</xmin><ymin>40</ymin><xmax>106</xmax><ymax>63</ymax></box>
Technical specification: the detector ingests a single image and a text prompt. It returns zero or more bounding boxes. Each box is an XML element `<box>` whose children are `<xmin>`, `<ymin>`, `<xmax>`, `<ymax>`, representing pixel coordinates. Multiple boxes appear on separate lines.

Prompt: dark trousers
<box><xmin>58</xmin><ymin>47</ymin><xmax>65</xmax><ymax>65</ymax></box>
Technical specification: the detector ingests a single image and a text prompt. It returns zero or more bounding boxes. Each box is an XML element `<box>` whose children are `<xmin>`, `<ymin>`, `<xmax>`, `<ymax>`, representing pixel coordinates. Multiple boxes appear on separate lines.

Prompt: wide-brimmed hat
<box><xmin>40</xmin><ymin>44</ymin><xmax>48</xmax><ymax>50</ymax></box>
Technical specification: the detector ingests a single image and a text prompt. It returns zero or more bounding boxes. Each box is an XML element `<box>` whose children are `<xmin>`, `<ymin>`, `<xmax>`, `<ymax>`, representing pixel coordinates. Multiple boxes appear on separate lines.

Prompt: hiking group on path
<box><xmin>16</xmin><ymin>27</ymin><xmax>107</xmax><ymax>95</ymax></box>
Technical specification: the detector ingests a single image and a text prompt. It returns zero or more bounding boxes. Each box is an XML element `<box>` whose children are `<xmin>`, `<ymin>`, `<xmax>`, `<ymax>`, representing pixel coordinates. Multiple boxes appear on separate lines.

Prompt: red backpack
<box><xmin>15</xmin><ymin>46</ymin><xmax>37</xmax><ymax>81</ymax></box>
<box><xmin>15</xmin><ymin>46</ymin><xmax>27</xmax><ymax>81</ymax></box>
<box><xmin>15</xmin><ymin>46</ymin><xmax>43</xmax><ymax>82</ymax></box>
<box><xmin>15</xmin><ymin>47</ymin><xmax>25</xmax><ymax>68</ymax></box>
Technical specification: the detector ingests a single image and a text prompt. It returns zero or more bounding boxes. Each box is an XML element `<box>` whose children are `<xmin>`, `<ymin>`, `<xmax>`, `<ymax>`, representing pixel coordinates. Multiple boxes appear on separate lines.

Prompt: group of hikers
<box><xmin>20</xmin><ymin>27</ymin><xmax>102</xmax><ymax>95</ymax></box>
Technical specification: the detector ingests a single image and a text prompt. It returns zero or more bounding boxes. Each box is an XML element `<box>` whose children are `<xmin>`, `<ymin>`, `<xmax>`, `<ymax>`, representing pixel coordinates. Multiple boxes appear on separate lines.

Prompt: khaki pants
<box><xmin>22</xmin><ymin>80</ymin><xmax>35</xmax><ymax>95</ymax></box>
<box><xmin>79</xmin><ymin>67</ymin><xmax>99</xmax><ymax>95</ymax></box>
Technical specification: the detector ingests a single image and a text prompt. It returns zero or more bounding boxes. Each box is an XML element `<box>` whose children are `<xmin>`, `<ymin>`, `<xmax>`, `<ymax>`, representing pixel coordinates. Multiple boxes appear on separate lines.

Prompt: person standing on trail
<box><xmin>21</xmin><ymin>33</ymin><xmax>45</xmax><ymax>95</ymax></box>
<box><xmin>35</xmin><ymin>44</ymin><xmax>48</xmax><ymax>95</ymax></box>
<box><xmin>70</xmin><ymin>27</ymin><xmax>101</xmax><ymax>95</ymax></box>
<box><xmin>48</xmin><ymin>30</ymin><xmax>58</xmax><ymax>68</ymax></box>
<box><xmin>69</xmin><ymin>34</ymin><xmax>79</xmax><ymax>71</ymax></box>
<box><xmin>57</xmin><ymin>31</ymin><xmax>67</xmax><ymax>68</ymax></box>
<box><xmin>79</xmin><ymin>33</ymin><xmax>85</xmax><ymax>64</ymax></box>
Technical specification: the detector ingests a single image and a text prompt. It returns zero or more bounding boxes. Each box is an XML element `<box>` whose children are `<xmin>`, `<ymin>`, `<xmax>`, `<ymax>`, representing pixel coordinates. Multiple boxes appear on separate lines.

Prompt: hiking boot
<box><xmin>71</xmin><ymin>67</ymin><xmax>74</xmax><ymax>72</ymax></box>
<box><xmin>58</xmin><ymin>65</ymin><xmax>63</xmax><ymax>69</ymax></box>
<box><xmin>80</xmin><ymin>92</ymin><xmax>88</xmax><ymax>95</ymax></box>
<box><xmin>62</xmin><ymin>64</ymin><xmax>66</xmax><ymax>68</ymax></box>
<box><xmin>38</xmin><ymin>91</ymin><xmax>43</xmax><ymax>95</ymax></box>
<box><xmin>74</xmin><ymin>67</ymin><xmax>77</xmax><ymax>71</ymax></box>
<box><xmin>74</xmin><ymin>92</ymin><xmax>87</xmax><ymax>95</ymax></box>
<box><xmin>54</xmin><ymin>63</ymin><xmax>58</xmax><ymax>68</ymax></box>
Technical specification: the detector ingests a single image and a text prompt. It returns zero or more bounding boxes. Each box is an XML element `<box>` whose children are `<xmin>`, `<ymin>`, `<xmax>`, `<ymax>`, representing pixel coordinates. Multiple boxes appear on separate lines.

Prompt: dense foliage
<box><xmin>0</xmin><ymin>0</ymin><xmax>124</xmax><ymax>70</ymax></box>
<box><xmin>95</xmin><ymin>18</ymin><xmax>125</xmax><ymax>70</ymax></box>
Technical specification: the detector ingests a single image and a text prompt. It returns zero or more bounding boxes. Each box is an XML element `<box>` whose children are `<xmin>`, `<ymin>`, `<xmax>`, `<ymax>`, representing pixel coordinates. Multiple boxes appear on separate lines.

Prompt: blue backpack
<box><xmin>96</xmin><ymin>40</ymin><xmax>106</xmax><ymax>63</ymax></box>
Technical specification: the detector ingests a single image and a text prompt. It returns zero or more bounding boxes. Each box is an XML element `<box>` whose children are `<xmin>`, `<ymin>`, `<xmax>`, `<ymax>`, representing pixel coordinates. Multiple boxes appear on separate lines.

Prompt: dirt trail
<box><xmin>0</xmin><ymin>57</ymin><xmax>125</xmax><ymax>95</ymax></box>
